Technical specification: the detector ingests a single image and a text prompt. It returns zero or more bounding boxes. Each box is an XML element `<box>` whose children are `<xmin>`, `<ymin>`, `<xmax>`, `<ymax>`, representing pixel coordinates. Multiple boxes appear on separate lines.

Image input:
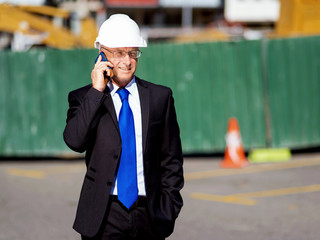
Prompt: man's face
<box><xmin>101</xmin><ymin>46</ymin><xmax>139</xmax><ymax>88</ymax></box>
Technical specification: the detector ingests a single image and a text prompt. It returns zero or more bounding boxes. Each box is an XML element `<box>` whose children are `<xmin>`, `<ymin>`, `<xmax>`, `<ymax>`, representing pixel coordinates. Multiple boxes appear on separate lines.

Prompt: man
<box><xmin>63</xmin><ymin>14</ymin><xmax>184</xmax><ymax>240</ymax></box>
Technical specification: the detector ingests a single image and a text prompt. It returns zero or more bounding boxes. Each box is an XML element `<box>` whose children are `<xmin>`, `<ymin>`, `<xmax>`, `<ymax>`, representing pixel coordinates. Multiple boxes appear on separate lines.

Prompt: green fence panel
<box><xmin>137</xmin><ymin>40</ymin><xmax>266</xmax><ymax>153</ymax></box>
<box><xmin>1</xmin><ymin>36</ymin><xmax>319</xmax><ymax>156</ymax></box>
<box><xmin>0</xmin><ymin>49</ymin><xmax>96</xmax><ymax>156</ymax></box>
<box><xmin>266</xmin><ymin>36</ymin><xmax>320</xmax><ymax>148</ymax></box>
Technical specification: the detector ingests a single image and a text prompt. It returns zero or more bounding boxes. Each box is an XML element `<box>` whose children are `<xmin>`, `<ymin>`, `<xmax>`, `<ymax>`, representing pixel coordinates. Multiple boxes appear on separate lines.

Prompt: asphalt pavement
<box><xmin>1</xmin><ymin>153</ymin><xmax>320</xmax><ymax>240</ymax></box>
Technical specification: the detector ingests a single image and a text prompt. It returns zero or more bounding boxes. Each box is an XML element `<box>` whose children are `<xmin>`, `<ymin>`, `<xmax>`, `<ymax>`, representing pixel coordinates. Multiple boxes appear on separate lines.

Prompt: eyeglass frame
<box><xmin>101</xmin><ymin>46</ymin><xmax>142</xmax><ymax>59</ymax></box>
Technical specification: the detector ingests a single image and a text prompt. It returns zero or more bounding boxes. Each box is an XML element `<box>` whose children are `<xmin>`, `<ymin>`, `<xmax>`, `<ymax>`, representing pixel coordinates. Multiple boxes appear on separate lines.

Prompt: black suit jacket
<box><xmin>63</xmin><ymin>77</ymin><xmax>184</xmax><ymax>238</ymax></box>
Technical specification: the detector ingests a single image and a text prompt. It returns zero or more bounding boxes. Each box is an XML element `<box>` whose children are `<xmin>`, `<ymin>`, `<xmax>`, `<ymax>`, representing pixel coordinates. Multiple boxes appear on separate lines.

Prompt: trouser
<box><xmin>81</xmin><ymin>196</ymin><xmax>165</xmax><ymax>240</ymax></box>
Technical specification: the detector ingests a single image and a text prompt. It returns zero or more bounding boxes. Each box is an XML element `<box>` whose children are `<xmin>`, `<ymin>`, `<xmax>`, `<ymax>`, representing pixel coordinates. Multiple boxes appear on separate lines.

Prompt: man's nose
<box><xmin>122</xmin><ymin>53</ymin><xmax>131</xmax><ymax>64</ymax></box>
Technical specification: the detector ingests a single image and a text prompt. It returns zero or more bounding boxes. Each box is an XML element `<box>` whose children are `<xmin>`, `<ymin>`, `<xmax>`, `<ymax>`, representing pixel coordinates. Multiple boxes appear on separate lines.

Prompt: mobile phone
<box><xmin>94</xmin><ymin>52</ymin><xmax>113</xmax><ymax>80</ymax></box>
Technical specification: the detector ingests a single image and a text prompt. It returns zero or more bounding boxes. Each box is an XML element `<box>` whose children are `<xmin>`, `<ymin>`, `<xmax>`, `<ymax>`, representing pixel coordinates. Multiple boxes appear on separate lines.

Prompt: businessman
<box><xmin>63</xmin><ymin>14</ymin><xmax>184</xmax><ymax>240</ymax></box>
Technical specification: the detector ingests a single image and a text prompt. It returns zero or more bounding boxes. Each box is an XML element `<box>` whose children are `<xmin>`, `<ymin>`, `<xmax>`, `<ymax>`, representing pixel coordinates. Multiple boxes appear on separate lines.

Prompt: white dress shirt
<box><xmin>108</xmin><ymin>76</ymin><xmax>146</xmax><ymax>196</ymax></box>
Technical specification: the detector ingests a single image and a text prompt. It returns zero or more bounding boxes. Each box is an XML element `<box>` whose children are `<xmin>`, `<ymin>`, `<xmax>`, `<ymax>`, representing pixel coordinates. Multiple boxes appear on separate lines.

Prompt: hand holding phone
<box><xmin>94</xmin><ymin>52</ymin><xmax>114</xmax><ymax>80</ymax></box>
<box><xmin>92</xmin><ymin>52</ymin><xmax>114</xmax><ymax>92</ymax></box>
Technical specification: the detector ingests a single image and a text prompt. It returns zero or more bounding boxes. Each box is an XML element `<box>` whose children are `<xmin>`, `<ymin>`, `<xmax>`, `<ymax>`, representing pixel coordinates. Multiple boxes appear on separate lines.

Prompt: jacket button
<box><xmin>113</xmin><ymin>155</ymin><xmax>118</xmax><ymax>160</ymax></box>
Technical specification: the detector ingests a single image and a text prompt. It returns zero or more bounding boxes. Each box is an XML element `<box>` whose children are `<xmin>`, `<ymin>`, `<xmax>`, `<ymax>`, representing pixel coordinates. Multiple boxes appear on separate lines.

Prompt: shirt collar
<box><xmin>108</xmin><ymin>76</ymin><xmax>137</xmax><ymax>98</ymax></box>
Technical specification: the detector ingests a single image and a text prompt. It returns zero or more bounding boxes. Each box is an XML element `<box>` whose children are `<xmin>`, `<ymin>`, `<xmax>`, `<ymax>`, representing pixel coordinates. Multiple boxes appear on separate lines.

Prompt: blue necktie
<box><xmin>116</xmin><ymin>88</ymin><xmax>138</xmax><ymax>209</ymax></box>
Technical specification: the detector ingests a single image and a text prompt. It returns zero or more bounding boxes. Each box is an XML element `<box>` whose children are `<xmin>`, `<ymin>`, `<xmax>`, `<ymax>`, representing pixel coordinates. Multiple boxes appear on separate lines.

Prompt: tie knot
<box><xmin>117</xmin><ymin>88</ymin><xmax>129</xmax><ymax>102</ymax></box>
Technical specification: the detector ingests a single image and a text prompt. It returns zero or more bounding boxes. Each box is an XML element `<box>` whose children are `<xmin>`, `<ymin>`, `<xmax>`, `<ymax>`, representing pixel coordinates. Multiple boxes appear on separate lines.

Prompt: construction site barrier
<box><xmin>0</xmin><ymin>36</ymin><xmax>319</xmax><ymax>156</ymax></box>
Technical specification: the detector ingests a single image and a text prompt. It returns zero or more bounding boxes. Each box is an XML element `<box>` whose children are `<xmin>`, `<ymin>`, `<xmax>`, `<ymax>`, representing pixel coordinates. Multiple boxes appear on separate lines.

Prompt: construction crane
<box><xmin>0</xmin><ymin>3</ymin><xmax>99</xmax><ymax>50</ymax></box>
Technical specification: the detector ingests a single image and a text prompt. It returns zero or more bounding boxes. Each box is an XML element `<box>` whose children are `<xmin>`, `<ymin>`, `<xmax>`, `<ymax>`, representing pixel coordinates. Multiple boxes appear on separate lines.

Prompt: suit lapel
<box><xmin>103</xmin><ymin>86</ymin><xmax>119</xmax><ymax>132</ymax></box>
<box><xmin>136</xmin><ymin>77</ymin><xmax>149</xmax><ymax>153</ymax></box>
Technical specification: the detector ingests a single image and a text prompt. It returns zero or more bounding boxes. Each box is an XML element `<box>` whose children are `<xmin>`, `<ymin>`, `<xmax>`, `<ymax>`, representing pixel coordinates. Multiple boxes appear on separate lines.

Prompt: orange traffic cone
<box><xmin>220</xmin><ymin>117</ymin><xmax>248</xmax><ymax>168</ymax></box>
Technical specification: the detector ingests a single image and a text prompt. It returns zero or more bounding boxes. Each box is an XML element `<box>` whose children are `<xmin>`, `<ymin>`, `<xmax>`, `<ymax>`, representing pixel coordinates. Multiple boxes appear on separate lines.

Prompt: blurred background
<box><xmin>0</xmin><ymin>0</ymin><xmax>319</xmax><ymax>157</ymax></box>
<box><xmin>1</xmin><ymin>1</ymin><xmax>320</xmax><ymax>240</ymax></box>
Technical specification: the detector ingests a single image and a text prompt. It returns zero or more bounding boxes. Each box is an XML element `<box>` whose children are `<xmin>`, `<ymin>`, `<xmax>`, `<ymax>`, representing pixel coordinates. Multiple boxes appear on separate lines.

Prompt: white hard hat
<box><xmin>95</xmin><ymin>14</ymin><xmax>147</xmax><ymax>49</ymax></box>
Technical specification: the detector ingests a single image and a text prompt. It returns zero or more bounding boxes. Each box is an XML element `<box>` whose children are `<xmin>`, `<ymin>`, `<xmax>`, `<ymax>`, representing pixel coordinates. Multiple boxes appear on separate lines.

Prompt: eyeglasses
<box><xmin>101</xmin><ymin>47</ymin><xmax>142</xmax><ymax>59</ymax></box>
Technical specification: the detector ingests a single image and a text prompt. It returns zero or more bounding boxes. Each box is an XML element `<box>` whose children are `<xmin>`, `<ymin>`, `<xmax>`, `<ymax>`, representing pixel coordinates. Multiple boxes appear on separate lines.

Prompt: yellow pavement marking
<box><xmin>41</xmin><ymin>165</ymin><xmax>85</xmax><ymax>175</ymax></box>
<box><xmin>191</xmin><ymin>184</ymin><xmax>320</xmax><ymax>206</ymax></box>
<box><xmin>8</xmin><ymin>168</ymin><xmax>46</xmax><ymax>179</ymax></box>
<box><xmin>7</xmin><ymin>164</ymin><xmax>85</xmax><ymax>179</ymax></box>
<box><xmin>185</xmin><ymin>157</ymin><xmax>320</xmax><ymax>180</ymax></box>
<box><xmin>191</xmin><ymin>192</ymin><xmax>256</xmax><ymax>205</ymax></box>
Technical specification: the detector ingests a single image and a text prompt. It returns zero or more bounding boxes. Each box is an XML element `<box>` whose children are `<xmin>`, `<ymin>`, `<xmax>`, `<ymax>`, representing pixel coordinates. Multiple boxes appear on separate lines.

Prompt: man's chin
<box><xmin>112</xmin><ymin>75</ymin><xmax>134</xmax><ymax>88</ymax></box>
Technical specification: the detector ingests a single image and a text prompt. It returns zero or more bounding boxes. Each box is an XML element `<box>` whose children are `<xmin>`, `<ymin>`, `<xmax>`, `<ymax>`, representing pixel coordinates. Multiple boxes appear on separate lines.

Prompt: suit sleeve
<box><xmin>63</xmin><ymin>87</ymin><xmax>106</xmax><ymax>153</ymax></box>
<box><xmin>160</xmin><ymin>89</ymin><xmax>184</xmax><ymax>222</ymax></box>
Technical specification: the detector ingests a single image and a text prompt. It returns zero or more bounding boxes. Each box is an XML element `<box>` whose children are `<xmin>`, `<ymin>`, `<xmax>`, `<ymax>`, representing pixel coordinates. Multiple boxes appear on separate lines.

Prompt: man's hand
<box><xmin>91</xmin><ymin>54</ymin><xmax>114</xmax><ymax>92</ymax></box>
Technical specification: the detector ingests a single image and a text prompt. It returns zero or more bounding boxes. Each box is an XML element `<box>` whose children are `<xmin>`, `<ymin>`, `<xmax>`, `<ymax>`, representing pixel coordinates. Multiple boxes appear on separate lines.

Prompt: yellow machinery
<box><xmin>276</xmin><ymin>0</ymin><xmax>320</xmax><ymax>36</ymax></box>
<box><xmin>0</xmin><ymin>3</ymin><xmax>98</xmax><ymax>49</ymax></box>
<box><xmin>173</xmin><ymin>28</ymin><xmax>229</xmax><ymax>43</ymax></box>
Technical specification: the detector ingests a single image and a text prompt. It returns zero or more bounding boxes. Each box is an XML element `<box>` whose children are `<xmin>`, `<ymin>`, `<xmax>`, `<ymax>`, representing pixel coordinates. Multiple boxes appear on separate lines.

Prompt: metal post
<box><xmin>182</xmin><ymin>6</ymin><xmax>193</xmax><ymax>29</ymax></box>
<box><xmin>261</xmin><ymin>38</ymin><xmax>273</xmax><ymax>148</ymax></box>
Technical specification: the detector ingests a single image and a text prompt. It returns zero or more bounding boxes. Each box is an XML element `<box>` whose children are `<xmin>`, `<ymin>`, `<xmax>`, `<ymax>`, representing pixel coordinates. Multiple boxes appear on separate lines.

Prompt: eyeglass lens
<box><xmin>114</xmin><ymin>51</ymin><xmax>141</xmax><ymax>59</ymax></box>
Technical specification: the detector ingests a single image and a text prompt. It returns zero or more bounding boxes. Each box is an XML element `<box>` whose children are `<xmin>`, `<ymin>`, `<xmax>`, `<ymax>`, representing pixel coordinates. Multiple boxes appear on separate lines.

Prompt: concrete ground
<box><xmin>0</xmin><ymin>153</ymin><xmax>320</xmax><ymax>240</ymax></box>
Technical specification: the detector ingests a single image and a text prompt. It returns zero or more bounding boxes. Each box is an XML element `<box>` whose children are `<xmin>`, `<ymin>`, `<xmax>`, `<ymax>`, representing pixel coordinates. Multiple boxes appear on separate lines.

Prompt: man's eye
<box><xmin>129</xmin><ymin>52</ymin><xmax>136</xmax><ymax>57</ymax></box>
<box><xmin>115</xmin><ymin>51</ymin><xmax>123</xmax><ymax>57</ymax></box>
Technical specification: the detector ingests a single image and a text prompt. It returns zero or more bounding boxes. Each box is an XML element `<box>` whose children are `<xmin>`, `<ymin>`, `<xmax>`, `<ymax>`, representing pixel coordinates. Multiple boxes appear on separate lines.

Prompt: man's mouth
<box><xmin>119</xmin><ymin>66</ymin><xmax>131</xmax><ymax>71</ymax></box>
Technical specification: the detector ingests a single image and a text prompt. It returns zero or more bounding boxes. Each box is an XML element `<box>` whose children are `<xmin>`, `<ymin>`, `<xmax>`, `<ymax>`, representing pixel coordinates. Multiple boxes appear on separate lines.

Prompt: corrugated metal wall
<box><xmin>137</xmin><ymin>41</ymin><xmax>266</xmax><ymax>153</ymax></box>
<box><xmin>0</xmin><ymin>49</ymin><xmax>96</xmax><ymax>156</ymax></box>
<box><xmin>266</xmin><ymin>36</ymin><xmax>320</xmax><ymax>148</ymax></box>
<box><xmin>0</xmin><ymin>36</ymin><xmax>319</xmax><ymax>156</ymax></box>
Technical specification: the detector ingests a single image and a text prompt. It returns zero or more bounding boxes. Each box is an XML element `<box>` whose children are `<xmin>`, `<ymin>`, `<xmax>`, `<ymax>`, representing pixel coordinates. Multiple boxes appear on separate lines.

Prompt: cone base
<box><xmin>220</xmin><ymin>159</ymin><xmax>248</xmax><ymax>168</ymax></box>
